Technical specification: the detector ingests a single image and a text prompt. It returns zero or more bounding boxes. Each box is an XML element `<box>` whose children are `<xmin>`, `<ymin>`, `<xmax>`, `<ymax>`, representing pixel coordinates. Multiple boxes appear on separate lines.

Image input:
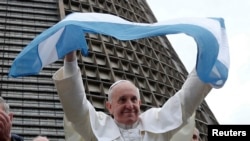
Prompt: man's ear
<box><xmin>105</xmin><ymin>101</ymin><xmax>112</xmax><ymax>114</ymax></box>
<box><xmin>8</xmin><ymin>112</ymin><xmax>14</xmax><ymax>122</ymax></box>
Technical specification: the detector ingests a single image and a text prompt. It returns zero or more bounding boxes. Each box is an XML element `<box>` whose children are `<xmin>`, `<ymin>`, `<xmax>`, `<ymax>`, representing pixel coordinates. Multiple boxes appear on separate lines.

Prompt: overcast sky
<box><xmin>146</xmin><ymin>0</ymin><xmax>250</xmax><ymax>124</ymax></box>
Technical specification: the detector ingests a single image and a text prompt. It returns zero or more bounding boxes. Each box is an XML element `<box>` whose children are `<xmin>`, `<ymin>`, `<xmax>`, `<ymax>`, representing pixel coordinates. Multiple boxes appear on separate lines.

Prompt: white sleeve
<box><xmin>139</xmin><ymin>69</ymin><xmax>211</xmax><ymax>136</ymax></box>
<box><xmin>177</xmin><ymin>69</ymin><xmax>212</xmax><ymax>119</ymax></box>
<box><xmin>63</xmin><ymin>58</ymin><xmax>78</xmax><ymax>78</ymax></box>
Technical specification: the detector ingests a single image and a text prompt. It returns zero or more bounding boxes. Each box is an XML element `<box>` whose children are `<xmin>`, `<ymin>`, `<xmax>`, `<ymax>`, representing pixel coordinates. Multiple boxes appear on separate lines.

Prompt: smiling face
<box><xmin>106</xmin><ymin>80</ymin><xmax>141</xmax><ymax>125</ymax></box>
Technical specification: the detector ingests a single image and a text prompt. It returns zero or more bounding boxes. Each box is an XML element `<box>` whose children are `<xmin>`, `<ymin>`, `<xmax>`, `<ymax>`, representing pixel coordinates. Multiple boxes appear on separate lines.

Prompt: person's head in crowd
<box><xmin>33</xmin><ymin>136</ymin><xmax>49</xmax><ymax>141</ymax></box>
<box><xmin>192</xmin><ymin>127</ymin><xmax>200</xmax><ymax>141</ymax></box>
<box><xmin>0</xmin><ymin>97</ymin><xmax>17</xmax><ymax>141</ymax></box>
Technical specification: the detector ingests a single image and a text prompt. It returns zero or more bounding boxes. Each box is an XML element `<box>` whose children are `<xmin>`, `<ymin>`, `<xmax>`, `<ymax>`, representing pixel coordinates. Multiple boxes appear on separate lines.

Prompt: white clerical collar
<box><xmin>115</xmin><ymin>120</ymin><xmax>139</xmax><ymax>129</ymax></box>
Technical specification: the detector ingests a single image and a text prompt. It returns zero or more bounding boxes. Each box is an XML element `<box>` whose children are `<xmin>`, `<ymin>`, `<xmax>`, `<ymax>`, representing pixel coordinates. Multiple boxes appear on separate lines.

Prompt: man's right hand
<box><xmin>65</xmin><ymin>51</ymin><xmax>76</xmax><ymax>62</ymax></box>
<box><xmin>0</xmin><ymin>110</ymin><xmax>11</xmax><ymax>141</ymax></box>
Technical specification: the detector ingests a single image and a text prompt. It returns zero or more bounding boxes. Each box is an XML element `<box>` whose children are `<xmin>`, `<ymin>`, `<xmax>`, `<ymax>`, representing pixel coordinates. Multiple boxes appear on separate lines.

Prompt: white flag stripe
<box><xmin>38</xmin><ymin>27</ymin><xmax>65</xmax><ymax>67</ymax></box>
<box><xmin>218</xmin><ymin>28</ymin><xmax>230</xmax><ymax>67</ymax></box>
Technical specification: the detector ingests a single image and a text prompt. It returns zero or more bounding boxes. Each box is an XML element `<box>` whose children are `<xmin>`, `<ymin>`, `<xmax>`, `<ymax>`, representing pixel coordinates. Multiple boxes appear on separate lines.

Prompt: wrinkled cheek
<box><xmin>114</xmin><ymin>109</ymin><xmax>123</xmax><ymax>117</ymax></box>
<box><xmin>135</xmin><ymin>107</ymin><xmax>141</xmax><ymax>114</ymax></box>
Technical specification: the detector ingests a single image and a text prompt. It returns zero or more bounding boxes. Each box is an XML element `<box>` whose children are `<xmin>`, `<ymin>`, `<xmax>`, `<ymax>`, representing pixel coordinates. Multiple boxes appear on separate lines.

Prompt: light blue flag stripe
<box><xmin>9</xmin><ymin>12</ymin><xmax>229</xmax><ymax>88</ymax></box>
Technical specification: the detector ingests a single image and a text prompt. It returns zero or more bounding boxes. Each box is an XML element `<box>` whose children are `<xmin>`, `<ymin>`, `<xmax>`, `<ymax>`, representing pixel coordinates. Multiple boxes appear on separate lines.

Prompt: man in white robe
<box><xmin>53</xmin><ymin>51</ymin><xmax>212</xmax><ymax>141</ymax></box>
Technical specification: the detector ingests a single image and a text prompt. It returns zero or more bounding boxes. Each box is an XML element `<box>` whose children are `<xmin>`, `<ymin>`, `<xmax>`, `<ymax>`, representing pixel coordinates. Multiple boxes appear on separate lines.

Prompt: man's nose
<box><xmin>125</xmin><ymin>100</ymin><xmax>133</xmax><ymax>108</ymax></box>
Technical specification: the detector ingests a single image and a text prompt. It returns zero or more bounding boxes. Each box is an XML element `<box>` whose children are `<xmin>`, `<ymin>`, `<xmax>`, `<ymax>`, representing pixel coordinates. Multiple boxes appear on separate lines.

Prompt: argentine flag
<box><xmin>9</xmin><ymin>12</ymin><xmax>229</xmax><ymax>88</ymax></box>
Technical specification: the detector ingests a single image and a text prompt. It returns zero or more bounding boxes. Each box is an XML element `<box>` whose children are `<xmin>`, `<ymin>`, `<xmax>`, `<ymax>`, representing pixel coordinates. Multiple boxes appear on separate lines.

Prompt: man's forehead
<box><xmin>110</xmin><ymin>80</ymin><xmax>133</xmax><ymax>89</ymax></box>
<box><xmin>112</xmin><ymin>82</ymin><xmax>137</xmax><ymax>92</ymax></box>
<box><xmin>118</xmin><ymin>93</ymin><xmax>138</xmax><ymax>97</ymax></box>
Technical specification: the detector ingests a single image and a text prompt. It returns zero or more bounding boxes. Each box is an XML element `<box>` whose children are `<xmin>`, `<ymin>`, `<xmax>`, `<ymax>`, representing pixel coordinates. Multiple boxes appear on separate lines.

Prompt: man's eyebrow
<box><xmin>118</xmin><ymin>96</ymin><xmax>126</xmax><ymax>99</ymax></box>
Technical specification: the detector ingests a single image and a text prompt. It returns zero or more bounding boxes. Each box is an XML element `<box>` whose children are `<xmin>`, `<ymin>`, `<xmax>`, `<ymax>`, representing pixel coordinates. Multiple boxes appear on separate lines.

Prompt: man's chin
<box><xmin>124</xmin><ymin>116</ymin><xmax>138</xmax><ymax>122</ymax></box>
<box><xmin>123</xmin><ymin>113</ymin><xmax>137</xmax><ymax>117</ymax></box>
<box><xmin>124</xmin><ymin>119</ymin><xmax>137</xmax><ymax>125</ymax></box>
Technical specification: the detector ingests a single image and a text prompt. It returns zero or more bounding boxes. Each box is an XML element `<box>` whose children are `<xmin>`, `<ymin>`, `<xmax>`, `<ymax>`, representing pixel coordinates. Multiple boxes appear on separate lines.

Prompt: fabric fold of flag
<box><xmin>8</xmin><ymin>12</ymin><xmax>229</xmax><ymax>88</ymax></box>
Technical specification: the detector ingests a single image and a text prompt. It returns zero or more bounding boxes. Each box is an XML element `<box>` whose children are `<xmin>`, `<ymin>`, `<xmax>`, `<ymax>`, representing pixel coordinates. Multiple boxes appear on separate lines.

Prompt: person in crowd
<box><xmin>53</xmin><ymin>51</ymin><xmax>212</xmax><ymax>141</ymax></box>
<box><xmin>0</xmin><ymin>97</ymin><xmax>24</xmax><ymax>141</ymax></box>
<box><xmin>192</xmin><ymin>127</ymin><xmax>200</xmax><ymax>141</ymax></box>
<box><xmin>32</xmin><ymin>136</ymin><xmax>49</xmax><ymax>141</ymax></box>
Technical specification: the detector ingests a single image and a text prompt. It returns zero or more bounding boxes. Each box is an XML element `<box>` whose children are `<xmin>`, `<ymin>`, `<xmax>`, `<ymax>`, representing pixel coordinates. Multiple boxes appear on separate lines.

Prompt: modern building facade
<box><xmin>0</xmin><ymin>0</ymin><xmax>218</xmax><ymax>140</ymax></box>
